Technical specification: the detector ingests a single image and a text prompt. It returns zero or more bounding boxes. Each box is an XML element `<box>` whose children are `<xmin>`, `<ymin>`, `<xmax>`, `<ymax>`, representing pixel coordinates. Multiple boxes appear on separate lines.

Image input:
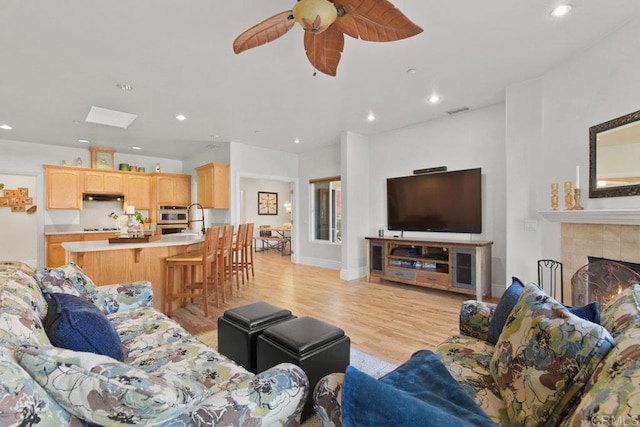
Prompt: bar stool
<box><xmin>165</xmin><ymin>226</ymin><xmax>220</xmax><ymax>317</ymax></box>
<box><xmin>232</xmin><ymin>223</ymin><xmax>248</xmax><ymax>288</ymax></box>
<box><xmin>219</xmin><ymin>224</ymin><xmax>234</xmax><ymax>301</ymax></box>
<box><xmin>244</xmin><ymin>223</ymin><xmax>255</xmax><ymax>281</ymax></box>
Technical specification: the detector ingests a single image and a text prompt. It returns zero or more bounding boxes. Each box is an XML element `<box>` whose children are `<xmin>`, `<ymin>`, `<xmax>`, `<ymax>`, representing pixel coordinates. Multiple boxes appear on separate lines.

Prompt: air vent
<box><xmin>446</xmin><ymin>107</ymin><xmax>470</xmax><ymax>115</ymax></box>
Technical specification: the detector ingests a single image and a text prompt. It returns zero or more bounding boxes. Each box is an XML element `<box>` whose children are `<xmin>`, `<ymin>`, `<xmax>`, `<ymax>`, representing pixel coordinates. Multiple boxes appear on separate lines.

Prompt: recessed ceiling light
<box><xmin>0</xmin><ymin>124</ymin><xmax>13</xmax><ymax>130</ymax></box>
<box><xmin>116</xmin><ymin>83</ymin><xmax>133</xmax><ymax>92</ymax></box>
<box><xmin>407</xmin><ymin>68</ymin><xmax>417</xmax><ymax>75</ymax></box>
<box><xmin>78</xmin><ymin>139</ymin><xmax>89</xmax><ymax>143</ymax></box>
<box><xmin>429</xmin><ymin>95</ymin><xmax>441</xmax><ymax>104</ymax></box>
<box><xmin>294</xmin><ymin>138</ymin><xmax>300</xmax><ymax>144</ymax></box>
<box><xmin>132</xmin><ymin>146</ymin><xmax>142</xmax><ymax>150</ymax></box>
<box><xmin>175</xmin><ymin>114</ymin><xmax>187</xmax><ymax>121</ymax></box>
<box><xmin>367</xmin><ymin>113</ymin><xmax>376</xmax><ymax>122</ymax></box>
<box><xmin>551</xmin><ymin>4</ymin><xmax>572</xmax><ymax>17</ymax></box>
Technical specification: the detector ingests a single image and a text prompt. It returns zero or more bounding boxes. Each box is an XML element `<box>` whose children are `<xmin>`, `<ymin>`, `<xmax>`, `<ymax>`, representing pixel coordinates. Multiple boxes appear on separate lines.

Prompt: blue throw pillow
<box><xmin>487</xmin><ymin>278</ymin><xmax>602</xmax><ymax>345</ymax></box>
<box><xmin>487</xmin><ymin>277</ymin><xmax>525</xmax><ymax>345</ymax></box>
<box><xmin>44</xmin><ymin>293</ymin><xmax>125</xmax><ymax>362</ymax></box>
<box><xmin>564</xmin><ymin>301</ymin><xmax>601</xmax><ymax>325</ymax></box>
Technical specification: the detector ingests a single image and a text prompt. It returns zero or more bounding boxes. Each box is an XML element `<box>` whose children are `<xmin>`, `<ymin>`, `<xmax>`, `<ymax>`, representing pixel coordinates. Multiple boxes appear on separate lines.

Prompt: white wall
<box><xmin>298</xmin><ymin>144</ymin><xmax>342</xmax><ymax>270</ymax></box>
<box><xmin>0</xmin><ymin>173</ymin><xmax>38</xmax><ymax>266</ymax></box>
<box><xmin>505</xmin><ymin>16</ymin><xmax>640</xmax><ymax>285</ymax></box>
<box><xmin>368</xmin><ymin>105</ymin><xmax>507</xmax><ymax>295</ymax></box>
<box><xmin>341</xmin><ymin>132</ymin><xmax>370</xmax><ymax>280</ymax></box>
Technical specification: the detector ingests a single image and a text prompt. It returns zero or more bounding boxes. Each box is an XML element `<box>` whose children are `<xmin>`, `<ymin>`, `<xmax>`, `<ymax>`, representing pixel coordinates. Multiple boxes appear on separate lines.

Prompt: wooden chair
<box><xmin>232</xmin><ymin>223</ymin><xmax>248</xmax><ymax>288</ymax></box>
<box><xmin>219</xmin><ymin>224</ymin><xmax>235</xmax><ymax>301</ymax></box>
<box><xmin>164</xmin><ymin>226</ymin><xmax>220</xmax><ymax>317</ymax></box>
<box><xmin>244</xmin><ymin>223</ymin><xmax>255</xmax><ymax>281</ymax></box>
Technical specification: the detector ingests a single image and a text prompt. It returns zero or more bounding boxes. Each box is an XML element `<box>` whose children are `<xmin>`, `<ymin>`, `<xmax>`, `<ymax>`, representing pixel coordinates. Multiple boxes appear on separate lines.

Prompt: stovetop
<box><xmin>83</xmin><ymin>227</ymin><xmax>119</xmax><ymax>232</ymax></box>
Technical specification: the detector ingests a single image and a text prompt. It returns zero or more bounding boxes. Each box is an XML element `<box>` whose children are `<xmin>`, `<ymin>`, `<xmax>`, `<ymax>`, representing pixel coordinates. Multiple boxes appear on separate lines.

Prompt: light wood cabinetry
<box><xmin>153</xmin><ymin>173</ymin><xmax>191</xmax><ymax>206</ymax></box>
<box><xmin>44</xmin><ymin>166</ymin><xmax>82</xmax><ymax>209</ymax></box>
<box><xmin>367</xmin><ymin>237</ymin><xmax>493</xmax><ymax>300</ymax></box>
<box><xmin>195</xmin><ymin>162</ymin><xmax>229</xmax><ymax>208</ymax></box>
<box><xmin>46</xmin><ymin>233</ymin><xmax>110</xmax><ymax>267</ymax></box>
<box><xmin>44</xmin><ymin>165</ymin><xmax>190</xmax><ymax>212</ymax></box>
<box><xmin>125</xmin><ymin>174</ymin><xmax>151</xmax><ymax>210</ymax></box>
<box><xmin>83</xmin><ymin>170</ymin><xmax>124</xmax><ymax>193</ymax></box>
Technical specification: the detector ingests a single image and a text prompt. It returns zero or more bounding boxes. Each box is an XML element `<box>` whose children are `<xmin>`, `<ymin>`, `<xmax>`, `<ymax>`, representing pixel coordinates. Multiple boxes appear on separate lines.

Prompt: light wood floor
<box><xmin>169</xmin><ymin>251</ymin><xmax>495</xmax><ymax>365</ymax></box>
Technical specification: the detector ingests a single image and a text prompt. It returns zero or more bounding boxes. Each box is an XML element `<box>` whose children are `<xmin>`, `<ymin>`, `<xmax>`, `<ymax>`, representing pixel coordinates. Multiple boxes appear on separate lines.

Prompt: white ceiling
<box><xmin>1</xmin><ymin>1</ymin><xmax>640</xmax><ymax>160</ymax></box>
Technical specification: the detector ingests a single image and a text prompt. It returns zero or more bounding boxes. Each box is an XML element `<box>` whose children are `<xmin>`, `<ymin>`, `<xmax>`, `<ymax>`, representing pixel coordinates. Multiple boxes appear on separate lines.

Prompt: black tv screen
<box><xmin>387</xmin><ymin>168</ymin><xmax>482</xmax><ymax>233</ymax></box>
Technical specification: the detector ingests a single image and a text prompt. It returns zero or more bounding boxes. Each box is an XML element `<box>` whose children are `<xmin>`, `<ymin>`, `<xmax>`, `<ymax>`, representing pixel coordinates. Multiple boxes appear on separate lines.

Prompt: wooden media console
<box><xmin>366</xmin><ymin>237</ymin><xmax>493</xmax><ymax>301</ymax></box>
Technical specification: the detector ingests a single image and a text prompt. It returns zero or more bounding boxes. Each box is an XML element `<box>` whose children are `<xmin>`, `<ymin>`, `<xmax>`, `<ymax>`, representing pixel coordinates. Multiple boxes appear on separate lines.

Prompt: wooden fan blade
<box><xmin>233</xmin><ymin>11</ymin><xmax>296</xmax><ymax>54</ymax></box>
<box><xmin>303</xmin><ymin>25</ymin><xmax>344</xmax><ymax>76</ymax></box>
<box><xmin>333</xmin><ymin>0</ymin><xmax>423</xmax><ymax>42</ymax></box>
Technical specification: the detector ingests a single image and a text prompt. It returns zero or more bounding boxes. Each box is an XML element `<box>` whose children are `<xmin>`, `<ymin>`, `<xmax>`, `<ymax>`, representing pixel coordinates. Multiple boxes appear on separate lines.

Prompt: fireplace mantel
<box><xmin>538</xmin><ymin>209</ymin><xmax>640</xmax><ymax>225</ymax></box>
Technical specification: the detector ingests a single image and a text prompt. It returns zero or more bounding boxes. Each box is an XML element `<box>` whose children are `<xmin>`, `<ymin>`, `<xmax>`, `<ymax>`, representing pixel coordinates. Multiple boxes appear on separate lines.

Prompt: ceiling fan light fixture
<box><xmin>293</xmin><ymin>0</ymin><xmax>337</xmax><ymax>34</ymax></box>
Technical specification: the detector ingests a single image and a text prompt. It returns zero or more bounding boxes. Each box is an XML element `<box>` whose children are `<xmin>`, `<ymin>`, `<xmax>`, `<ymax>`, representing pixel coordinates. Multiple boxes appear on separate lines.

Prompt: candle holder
<box><xmin>572</xmin><ymin>188</ymin><xmax>584</xmax><ymax>210</ymax></box>
<box><xmin>550</xmin><ymin>183</ymin><xmax>559</xmax><ymax>211</ymax></box>
<box><xmin>564</xmin><ymin>181</ymin><xmax>573</xmax><ymax>210</ymax></box>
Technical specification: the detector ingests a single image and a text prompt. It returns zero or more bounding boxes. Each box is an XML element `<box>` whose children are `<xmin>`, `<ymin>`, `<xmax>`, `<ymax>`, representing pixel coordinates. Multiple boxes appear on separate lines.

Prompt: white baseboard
<box><xmin>296</xmin><ymin>256</ymin><xmax>342</xmax><ymax>271</ymax></box>
<box><xmin>340</xmin><ymin>266</ymin><xmax>367</xmax><ymax>281</ymax></box>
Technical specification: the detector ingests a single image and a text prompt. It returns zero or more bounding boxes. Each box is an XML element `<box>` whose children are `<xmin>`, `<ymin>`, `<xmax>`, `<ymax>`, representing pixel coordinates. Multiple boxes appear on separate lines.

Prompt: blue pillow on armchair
<box><xmin>487</xmin><ymin>277</ymin><xmax>601</xmax><ymax>345</ymax></box>
<box><xmin>487</xmin><ymin>277</ymin><xmax>525</xmax><ymax>345</ymax></box>
<box><xmin>44</xmin><ymin>292</ymin><xmax>125</xmax><ymax>362</ymax></box>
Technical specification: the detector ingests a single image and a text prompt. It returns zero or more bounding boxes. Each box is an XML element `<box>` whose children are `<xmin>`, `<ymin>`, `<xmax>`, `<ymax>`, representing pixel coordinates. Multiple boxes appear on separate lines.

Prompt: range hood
<box><xmin>82</xmin><ymin>193</ymin><xmax>125</xmax><ymax>202</ymax></box>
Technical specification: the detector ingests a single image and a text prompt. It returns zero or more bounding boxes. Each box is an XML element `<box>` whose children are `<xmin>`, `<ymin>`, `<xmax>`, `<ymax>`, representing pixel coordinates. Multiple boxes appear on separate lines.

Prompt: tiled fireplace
<box><xmin>560</xmin><ymin>223</ymin><xmax>640</xmax><ymax>303</ymax></box>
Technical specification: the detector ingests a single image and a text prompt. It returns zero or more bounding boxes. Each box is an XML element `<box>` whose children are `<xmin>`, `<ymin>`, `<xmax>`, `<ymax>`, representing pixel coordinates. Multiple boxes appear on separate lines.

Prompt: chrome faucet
<box><xmin>187</xmin><ymin>203</ymin><xmax>205</xmax><ymax>235</ymax></box>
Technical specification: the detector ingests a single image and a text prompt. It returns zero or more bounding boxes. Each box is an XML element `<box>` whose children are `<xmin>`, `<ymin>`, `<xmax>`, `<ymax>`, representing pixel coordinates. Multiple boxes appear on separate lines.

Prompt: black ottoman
<box><xmin>257</xmin><ymin>317</ymin><xmax>350</xmax><ymax>420</ymax></box>
<box><xmin>218</xmin><ymin>301</ymin><xmax>295</xmax><ymax>373</ymax></box>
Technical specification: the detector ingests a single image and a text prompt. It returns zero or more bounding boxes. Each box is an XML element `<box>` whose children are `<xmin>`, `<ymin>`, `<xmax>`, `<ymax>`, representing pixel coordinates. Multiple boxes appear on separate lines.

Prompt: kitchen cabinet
<box><xmin>195</xmin><ymin>162</ymin><xmax>229</xmax><ymax>208</ymax></box>
<box><xmin>125</xmin><ymin>174</ymin><xmax>151</xmax><ymax>210</ymax></box>
<box><xmin>45</xmin><ymin>233</ymin><xmax>108</xmax><ymax>267</ymax></box>
<box><xmin>153</xmin><ymin>173</ymin><xmax>191</xmax><ymax>206</ymax></box>
<box><xmin>44</xmin><ymin>166</ymin><xmax>82</xmax><ymax>209</ymax></box>
<box><xmin>83</xmin><ymin>170</ymin><xmax>124</xmax><ymax>193</ymax></box>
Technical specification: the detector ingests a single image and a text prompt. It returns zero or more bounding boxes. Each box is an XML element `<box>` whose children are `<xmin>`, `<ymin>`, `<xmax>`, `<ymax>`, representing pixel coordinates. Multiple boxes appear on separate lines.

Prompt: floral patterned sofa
<box><xmin>314</xmin><ymin>282</ymin><xmax>640</xmax><ymax>426</ymax></box>
<box><xmin>0</xmin><ymin>261</ymin><xmax>308</xmax><ymax>426</ymax></box>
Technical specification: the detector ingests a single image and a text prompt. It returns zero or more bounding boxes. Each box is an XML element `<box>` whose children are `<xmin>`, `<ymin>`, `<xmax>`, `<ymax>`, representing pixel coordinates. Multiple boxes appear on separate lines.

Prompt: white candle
<box><xmin>575</xmin><ymin>166</ymin><xmax>580</xmax><ymax>189</ymax></box>
<box><xmin>126</xmin><ymin>206</ymin><xmax>135</xmax><ymax>214</ymax></box>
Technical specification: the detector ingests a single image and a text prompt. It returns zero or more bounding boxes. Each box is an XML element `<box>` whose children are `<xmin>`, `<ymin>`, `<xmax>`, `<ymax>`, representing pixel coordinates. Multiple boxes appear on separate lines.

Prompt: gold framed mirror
<box><xmin>589</xmin><ymin>110</ymin><xmax>640</xmax><ymax>198</ymax></box>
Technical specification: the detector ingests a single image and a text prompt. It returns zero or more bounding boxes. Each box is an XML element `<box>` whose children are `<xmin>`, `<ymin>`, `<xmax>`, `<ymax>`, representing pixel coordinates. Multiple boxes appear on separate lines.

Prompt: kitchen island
<box><xmin>63</xmin><ymin>233</ymin><xmax>204</xmax><ymax>313</ymax></box>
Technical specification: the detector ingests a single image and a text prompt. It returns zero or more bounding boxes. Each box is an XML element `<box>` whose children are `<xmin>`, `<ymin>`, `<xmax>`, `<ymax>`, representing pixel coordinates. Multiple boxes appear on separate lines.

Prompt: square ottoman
<box><xmin>218</xmin><ymin>301</ymin><xmax>295</xmax><ymax>373</ymax></box>
<box><xmin>257</xmin><ymin>316</ymin><xmax>350</xmax><ymax>420</ymax></box>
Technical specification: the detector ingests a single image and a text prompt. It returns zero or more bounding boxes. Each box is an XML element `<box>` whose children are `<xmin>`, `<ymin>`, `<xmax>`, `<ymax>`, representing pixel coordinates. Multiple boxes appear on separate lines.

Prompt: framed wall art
<box><xmin>258</xmin><ymin>191</ymin><xmax>278</xmax><ymax>215</ymax></box>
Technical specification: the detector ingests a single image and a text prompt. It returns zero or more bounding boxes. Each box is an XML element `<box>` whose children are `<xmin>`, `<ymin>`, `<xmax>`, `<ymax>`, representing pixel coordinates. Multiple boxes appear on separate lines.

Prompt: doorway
<box><xmin>239</xmin><ymin>177</ymin><xmax>294</xmax><ymax>260</ymax></box>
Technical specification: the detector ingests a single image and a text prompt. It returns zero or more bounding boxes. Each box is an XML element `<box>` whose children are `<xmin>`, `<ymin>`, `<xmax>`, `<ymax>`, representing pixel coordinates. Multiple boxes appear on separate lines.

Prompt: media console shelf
<box><xmin>366</xmin><ymin>237</ymin><xmax>493</xmax><ymax>301</ymax></box>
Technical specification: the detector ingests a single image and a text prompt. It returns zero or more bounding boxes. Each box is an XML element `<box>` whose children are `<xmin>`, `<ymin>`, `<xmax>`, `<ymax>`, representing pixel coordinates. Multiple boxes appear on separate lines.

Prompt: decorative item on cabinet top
<box><xmin>89</xmin><ymin>146</ymin><xmax>115</xmax><ymax>170</ymax></box>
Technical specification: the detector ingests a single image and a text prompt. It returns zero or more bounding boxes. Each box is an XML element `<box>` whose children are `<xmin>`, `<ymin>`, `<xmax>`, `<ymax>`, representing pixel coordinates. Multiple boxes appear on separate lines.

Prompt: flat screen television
<box><xmin>386</xmin><ymin>168</ymin><xmax>482</xmax><ymax>233</ymax></box>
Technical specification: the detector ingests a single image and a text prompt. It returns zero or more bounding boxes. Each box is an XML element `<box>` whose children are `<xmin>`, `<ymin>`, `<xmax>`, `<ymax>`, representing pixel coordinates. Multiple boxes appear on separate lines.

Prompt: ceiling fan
<box><xmin>233</xmin><ymin>0</ymin><xmax>423</xmax><ymax>76</ymax></box>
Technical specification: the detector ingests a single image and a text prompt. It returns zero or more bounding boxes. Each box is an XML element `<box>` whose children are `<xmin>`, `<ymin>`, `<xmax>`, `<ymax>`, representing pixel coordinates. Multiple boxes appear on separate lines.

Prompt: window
<box><xmin>310</xmin><ymin>177</ymin><xmax>341</xmax><ymax>244</ymax></box>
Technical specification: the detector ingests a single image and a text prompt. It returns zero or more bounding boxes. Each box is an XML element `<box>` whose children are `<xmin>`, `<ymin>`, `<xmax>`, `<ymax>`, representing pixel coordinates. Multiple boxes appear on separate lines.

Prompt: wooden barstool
<box><xmin>218</xmin><ymin>224</ymin><xmax>235</xmax><ymax>301</ymax></box>
<box><xmin>244</xmin><ymin>223</ymin><xmax>255</xmax><ymax>281</ymax></box>
<box><xmin>232</xmin><ymin>223</ymin><xmax>248</xmax><ymax>288</ymax></box>
<box><xmin>165</xmin><ymin>226</ymin><xmax>220</xmax><ymax>317</ymax></box>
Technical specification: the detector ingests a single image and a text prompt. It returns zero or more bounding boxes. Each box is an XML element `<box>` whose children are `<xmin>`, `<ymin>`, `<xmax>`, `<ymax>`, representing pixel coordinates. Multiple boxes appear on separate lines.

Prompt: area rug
<box><xmin>195</xmin><ymin>330</ymin><xmax>398</xmax><ymax>426</ymax></box>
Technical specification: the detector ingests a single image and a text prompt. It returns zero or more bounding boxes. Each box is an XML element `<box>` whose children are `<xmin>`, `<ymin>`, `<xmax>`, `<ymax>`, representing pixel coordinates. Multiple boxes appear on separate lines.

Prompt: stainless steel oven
<box><xmin>157</xmin><ymin>223</ymin><xmax>189</xmax><ymax>234</ymax></box>
<box><xmin>157</xmin><ymin>205</ymin><xmax>188</xmax><ymax>234</ymax></box>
